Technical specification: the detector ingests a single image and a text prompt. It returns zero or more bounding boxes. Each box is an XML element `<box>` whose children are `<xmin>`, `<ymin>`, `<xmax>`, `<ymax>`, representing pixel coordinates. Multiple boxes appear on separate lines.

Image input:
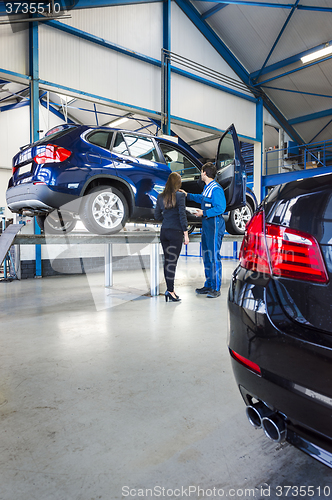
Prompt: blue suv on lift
<box><xmin>6</xmin><ymin>124</ymin><xmax>247</xmax><ymax>234</ymax></box>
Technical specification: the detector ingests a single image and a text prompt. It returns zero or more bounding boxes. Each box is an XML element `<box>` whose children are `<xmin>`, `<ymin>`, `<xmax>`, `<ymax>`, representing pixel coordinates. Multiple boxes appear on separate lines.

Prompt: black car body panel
<box><xmin>228</xmin><ymin>172</ymin><xmax>332</xmax><ymax>467</ymax></box>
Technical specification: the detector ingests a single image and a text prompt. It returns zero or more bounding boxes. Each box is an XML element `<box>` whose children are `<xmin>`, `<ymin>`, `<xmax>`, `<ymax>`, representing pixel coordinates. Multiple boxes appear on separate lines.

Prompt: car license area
<box><xmin>19</xmin><ymin>163</ymin><xmax>32</xmax><ymax>175</ymax></box>
<box><xmin>18</xmin><ymin>149</ymin><xmax>32</xmax><ymax>165</ymax></box>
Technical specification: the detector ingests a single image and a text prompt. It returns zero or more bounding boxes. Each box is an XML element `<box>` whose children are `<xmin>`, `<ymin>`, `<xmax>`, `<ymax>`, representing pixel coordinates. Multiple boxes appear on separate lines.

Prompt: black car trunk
<box><xmin>264</xmin><ymin>174</ymin><xmax>332</xmax><ymax>335</ymax></box>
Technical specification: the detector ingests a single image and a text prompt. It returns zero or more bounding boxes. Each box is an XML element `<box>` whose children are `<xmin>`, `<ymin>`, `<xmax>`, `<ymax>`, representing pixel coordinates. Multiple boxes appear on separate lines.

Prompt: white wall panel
<box><xmin>39</xmin><ymin>25</ymin><xmax>161</xmax><ymax>114</ymax></box>
<box><xmin>0</xmin><ymin>24</ymin><xmax>29</xmax><ymax>76</ymax></box>
<box><xmin>0</xmin><ymin>168</ymin><xmax>12</xmax><ymax>219</ymax></box>
<box><xmin>171</xmin><ymin>3</ymin><xmax>243</xmax><ymax>83</ymax></box>
<box><xmin>171</xmin><ymin>74</ymin><xmax>256</xmax><ymax>139</ymax></box>
<box><xmin>60</xmin><ymin>4</ymin><xmax>163</xmax><ymax>61</ymax></box>
<box><xmin>0</xmin><ymin>106</ymin><xmax>30</xmax><ymax>169</ymax></box>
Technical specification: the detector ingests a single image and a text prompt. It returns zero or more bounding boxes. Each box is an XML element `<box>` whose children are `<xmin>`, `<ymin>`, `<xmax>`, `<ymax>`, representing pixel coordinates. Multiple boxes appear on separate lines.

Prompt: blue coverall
<box><xmin>187</xmin><ymin>181</ymin><xmax>226</xmax><ymax>291</ymax></box>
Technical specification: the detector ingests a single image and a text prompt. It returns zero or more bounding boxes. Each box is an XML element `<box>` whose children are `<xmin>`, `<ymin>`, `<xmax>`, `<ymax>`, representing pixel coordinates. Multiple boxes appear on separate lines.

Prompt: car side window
<box><xmin>87</xmin><ymin>131</ymin><xmax>112</xmax><ymax>149</ymax></box>
<box><xmin>159</xmin><ymin>143</ymin><xmax>200</xmax><ymax>178</ymax></box>
<box><xmin>217</xmin><ymin>132</ymin><xmax>235</xmax><ymax>168</ymax></box>
<box><xmin>112</xmin><ymin>132</ymin><xmax>130</xmax><ymax>155</ymax></box>
<box><xmin>122</xmin><ymin>134</ymin><xmax>158</xmax><ymax>161</ymax></box>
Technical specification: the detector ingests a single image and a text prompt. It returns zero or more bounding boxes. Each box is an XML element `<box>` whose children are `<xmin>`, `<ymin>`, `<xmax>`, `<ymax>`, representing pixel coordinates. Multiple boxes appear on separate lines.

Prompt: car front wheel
<box><xmin>226</xmin><ymin>201</ymin><xmax>253</xmax><ymax>235</ymax></box>
<box><xmin>80</xmin><ymin>186</ymin><xmax>129</xmax><ymax>234</ymax></box>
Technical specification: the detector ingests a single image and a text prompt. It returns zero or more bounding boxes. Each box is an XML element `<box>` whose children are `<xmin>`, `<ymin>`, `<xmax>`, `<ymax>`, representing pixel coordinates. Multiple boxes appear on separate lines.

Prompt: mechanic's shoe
<box><xmin>206</xmin><ymin>289</ymin><xmax>221</xmax><ymax>298</ymax></box>
<box><xmin>195</xmin><ymin>286</ymin><xmax>211</xmax><ymax>295</ymax></box>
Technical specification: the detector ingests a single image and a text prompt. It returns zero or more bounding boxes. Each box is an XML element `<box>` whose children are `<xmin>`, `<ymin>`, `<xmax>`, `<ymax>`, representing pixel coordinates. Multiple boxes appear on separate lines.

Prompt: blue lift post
<box><xmin>29</xmin><ymin>18</ymin><xmax>42</xmax><ymax>277</ymax></box>
<box><xmin>162</xmin><ymin>0</ymin><xmax>171</xmax><ymax>135</ymax></box>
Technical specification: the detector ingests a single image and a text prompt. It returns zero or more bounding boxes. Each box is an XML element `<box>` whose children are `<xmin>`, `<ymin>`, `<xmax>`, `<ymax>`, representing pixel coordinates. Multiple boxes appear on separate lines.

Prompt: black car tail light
<box><xmin>240</xmin><ymin>210</ymin><xmax>329</xmax><ymax>284</ymax></box>
<box><xmin>34</xmin><ymin>144</ymin><xmax>72</xmax><ymax>164</ymax></box>
<box><xmin>230</xmin><ymin>349</ymin><xmax>261</xmax><ymax>375</ymax></box>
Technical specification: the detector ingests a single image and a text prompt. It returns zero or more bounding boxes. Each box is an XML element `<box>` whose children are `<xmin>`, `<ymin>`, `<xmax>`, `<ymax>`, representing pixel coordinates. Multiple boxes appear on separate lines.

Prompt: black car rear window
<box><xmin>87</xmin><ymin>131</ymin><xmax>113</xmax><ymax>149</ymax></box>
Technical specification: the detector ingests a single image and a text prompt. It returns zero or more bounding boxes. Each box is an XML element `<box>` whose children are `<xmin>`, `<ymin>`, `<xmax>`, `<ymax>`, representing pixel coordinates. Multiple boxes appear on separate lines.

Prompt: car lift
<box><xmin>0</xmin><ymin>223</ymin><xmax>23</xmax><ymax>281</ymax></box>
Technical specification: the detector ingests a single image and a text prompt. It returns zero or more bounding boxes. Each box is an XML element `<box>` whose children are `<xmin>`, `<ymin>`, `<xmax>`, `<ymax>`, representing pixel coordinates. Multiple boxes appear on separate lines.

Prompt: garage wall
<box><xmin>0</xmin><ymin>168</ymin><xmax>12</xmax><ymax>219</ymax></box>
<box><xmin>36</xmin><ymin>2</ymin><xmax>256</xmax><ymax>138</ymax></box>
<box><xmin>0</xmin><ymin>22</ymin><xmax>29</xmax><ymax>76</ymax></box>
<box><xmin>39</xmin><ymin>4</ymin><xmax>163</xmax><ymax>115</ymax></box>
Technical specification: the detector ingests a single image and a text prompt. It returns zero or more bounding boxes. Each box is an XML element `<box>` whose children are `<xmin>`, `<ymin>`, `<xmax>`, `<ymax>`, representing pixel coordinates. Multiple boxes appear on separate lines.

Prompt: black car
<box><xmin>228</xmin><ymin>172</ymin><xmax>332</xmax><ymax>467</ymax></box>
<box><xmin>6</xmin><ymin>124</ymin><xmax>246</xmax><ymax>234</ymax></box>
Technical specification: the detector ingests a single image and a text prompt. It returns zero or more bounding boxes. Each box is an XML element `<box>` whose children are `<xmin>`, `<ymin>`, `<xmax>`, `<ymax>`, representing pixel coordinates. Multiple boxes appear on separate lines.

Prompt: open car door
<box><xmin>215</xmin><ymin>124</ymin><xmax>246</xmax><ymax>211</ymax></box>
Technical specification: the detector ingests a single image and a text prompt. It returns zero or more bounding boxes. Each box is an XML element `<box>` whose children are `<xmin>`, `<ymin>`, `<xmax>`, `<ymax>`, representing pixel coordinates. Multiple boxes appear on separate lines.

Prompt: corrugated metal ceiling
<box><xmin>190</xmin><ymin>0</ymin><xmax>332</xmax><ymax>144</ymax></box>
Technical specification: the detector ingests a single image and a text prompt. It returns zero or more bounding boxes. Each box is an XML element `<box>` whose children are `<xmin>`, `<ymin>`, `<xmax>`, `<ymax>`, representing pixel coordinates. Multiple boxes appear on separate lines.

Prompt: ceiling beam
<box><xmin>175</xmin><ymin>0</ymin><xmax>303</xmax><ymax>144</ymax></box>
<box><xmin>289</xmin><ymin>108</ymin><xmax>332</xmax><ymax>125</ymax></box>
<box><xmin>253</xmin><ymin>0</ymin><xmax>300</xmax><ymax>82</ymax></box>
<box><xmin>190</xmin><ymin>0</ymin><xmax>332</xmax><ymax>12</ymax></box>
<box><xmin>256</xmin><ymin>53</ymin><xmax>332</xmax><ymax>86</ymax></box>
<box><xmin>250</xmin><ymin>40</ymin><xmax>332</xmax><ymax>80</ymax></box>
<box><xmin>201</xmin><ymin>4</ymin><xmax>227</xmax><ymax>20</ymax></box>
<box><xmin>261</xmin><ymin>86</ymin><xmax>332</xmax><ymax>100</ymax></box>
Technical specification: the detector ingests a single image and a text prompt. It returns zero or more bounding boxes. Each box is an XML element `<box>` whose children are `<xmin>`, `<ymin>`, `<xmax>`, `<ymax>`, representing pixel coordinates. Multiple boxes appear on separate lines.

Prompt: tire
<box><xmin>80</xmin><ymin>186</ymin><xmax>129</xmax><ymax>235</ymax></box>
<box><xmin>36</xmin><ymin>211</ymin><xmax>76</xmax><ymax>234</ymax></box>
<box><xmin>188</xmin><ymin>224</ymin><xmax>196</xmax><ymax>235</ymax></box>
<box><xmin>226</xmin><ymin>201</ymin><xmax>253</xmax><ymax>235</ymax></box>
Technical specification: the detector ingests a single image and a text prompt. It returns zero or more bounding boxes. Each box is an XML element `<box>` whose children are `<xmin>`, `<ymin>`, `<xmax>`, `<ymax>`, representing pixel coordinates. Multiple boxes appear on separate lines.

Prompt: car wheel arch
<box><xmin>80</xmin><ymin>175</ymin><xmax>135</xmax><ymax>217</ymax></box>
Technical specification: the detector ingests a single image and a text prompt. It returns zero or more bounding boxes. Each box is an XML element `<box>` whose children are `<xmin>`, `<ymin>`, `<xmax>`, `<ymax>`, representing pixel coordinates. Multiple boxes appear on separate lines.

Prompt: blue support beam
<box><xmin>186</xmin><ymin>1</ymin><xmax>332</xmax><ymax>12</ymax></box>
<box><xmin>2</xmin><ymin>0</ymin><xmax>332</xmax><ymax>14</ymax></box>
<box><xmin>171</xmin><ymin>66</ymin><xmax>256</xmax><ymax>103</ymax></box>
<box><xmin>29</xmin><ymin>18</ymin><xmax>42</xmax><ymax>277</ymax></box>
<box><xmin>40</xmin><ymin>98</ymin><xmax>76</xmax><ymax>124</ymax></box>
<box><xmin>253</xmin><ymin>0</ymin><xmax>300</xmax><ymax>82</ymax></box>
<box><xmin>38</xmin><ymin>79</ymin><xmax>162</xmax><ymax>119</ymax></box>
<box><xmin>0</xmin><ymin>68</ymin><xmax>30</xmax><ymax>83</ymax></box>
<box><xmin>256</xmin><ymin>54</ymin><xmax>332</xmax><ymax>86</ymax></box>
<box><xmin>261</xmin><ymin>86</ymin><xmax>332</xmax><ymax>100</ymax></box>
<box><xmin>256</xmin><ymin>97</ymin><xmax>264</xmax><ymax>200</ymax></box>
<box><xmin>0</xmin><ymin>101</ymin><xmax>30</xmax><ymax>112</ymax></box>
<box><xmin>93</xmin><ymin>103</ymin><xmax>99</xmax><ymax>125</ymax></box>
<box><xmin>262</xmin><ymin>165</ymin><xmax>332</xmax><ymax>188</ymax></box>
<box><xmin>162</xmin><ymin>0</ymin><xmax>171</xmax><ymax>135</ymax></box>
<box><xmin>201</xmin><ymin>3</ymin><xmax>227</xmax><ymax>20</ymax></box>
<box><xmin>310</xmin><ymin>119</ymin><xmax>332</xmax><ymax>143</ymax></box>
<box><xmin>250</xmin><ymin>40</ymin><xmax>332</xmax><ymax>80</ymax></box>
<box><xmin>46</xmin><ymin>18</ymin><xmax>256</xmax><ymax>103</ymax></box>
<box><xmin>45</xmin><ymin>19</ymin><xmax>161</xmax><ymax>67</ymax></box>
<box><xmin>289</xmin><ymin>108</ymin><xmax>332</xmax><ymax>125</ymax></box>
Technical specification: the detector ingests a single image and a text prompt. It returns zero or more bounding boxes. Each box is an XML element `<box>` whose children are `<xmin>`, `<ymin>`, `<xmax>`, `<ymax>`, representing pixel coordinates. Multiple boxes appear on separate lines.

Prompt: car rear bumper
<box><xmin>228</xmin><ymin>265</ymin><xmax>332</xmax><ymax>467</ymax></box>
<box><xmin>230</xmin><ymin>358</ymin><xmax>332</xmax><ymax>467</ymax></box>
<box><xmin>6</xmin><ymin>183</ymin><xmax>78</xmax><ymax>214</ymax></box>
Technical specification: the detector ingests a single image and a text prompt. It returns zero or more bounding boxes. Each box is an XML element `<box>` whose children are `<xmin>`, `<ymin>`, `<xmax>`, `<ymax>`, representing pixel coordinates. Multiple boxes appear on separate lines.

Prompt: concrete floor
<box><xmin>1</xmin><ymin>258</ymin><xmax>332</xmax><ymax>500</ymax></box>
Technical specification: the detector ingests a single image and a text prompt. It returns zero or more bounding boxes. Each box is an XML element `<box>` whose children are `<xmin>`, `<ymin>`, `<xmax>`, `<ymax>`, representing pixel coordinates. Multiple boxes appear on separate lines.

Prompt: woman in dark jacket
<box><xmin>155</xmin><ymin>172</ymin><xmax>189</xmax><ymax>302</ymax></box>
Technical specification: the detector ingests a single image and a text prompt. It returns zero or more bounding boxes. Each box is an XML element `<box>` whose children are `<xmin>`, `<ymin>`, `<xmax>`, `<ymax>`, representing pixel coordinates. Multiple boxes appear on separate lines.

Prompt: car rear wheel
<box><xmin>36</xmin><ymin>211</ymin><xmax>77</xmax><ymax>234</ymax></box>
<box><xmin>80</xmin><ymin>186</ymin><xmax>129</xmax><ymax>235</ymax></box>
<box><xmin>226</xmin><ymin>201</ymin><xmax>253</xmax><ymax>235</ymax></box>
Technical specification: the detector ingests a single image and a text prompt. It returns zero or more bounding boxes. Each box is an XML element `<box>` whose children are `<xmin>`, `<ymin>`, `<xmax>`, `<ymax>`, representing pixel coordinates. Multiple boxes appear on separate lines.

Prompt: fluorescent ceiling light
<box><xmin>301</xmin><ymin>45</ymin><xmax>332</xmax><ymax>64</ymax></box>
<box><xmin>105</xmin><ymin>113</ymin><xmax>133</xmax><ymax>128</ymax></box>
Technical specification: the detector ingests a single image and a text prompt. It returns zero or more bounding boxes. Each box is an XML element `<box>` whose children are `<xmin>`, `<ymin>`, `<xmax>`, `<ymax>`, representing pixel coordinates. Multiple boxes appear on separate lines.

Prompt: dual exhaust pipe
<box><xmin>245</xmin><ymin>401</ymin><xmax>286</xmax><ymax>442</ymax></box>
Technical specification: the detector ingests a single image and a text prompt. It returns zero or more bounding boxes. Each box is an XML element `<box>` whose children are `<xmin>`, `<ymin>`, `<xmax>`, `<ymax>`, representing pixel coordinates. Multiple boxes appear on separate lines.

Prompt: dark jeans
<box><xmin>160</xmin><ymin>227</ymin><xmax>183</xmax><ymax>292</ymax></box>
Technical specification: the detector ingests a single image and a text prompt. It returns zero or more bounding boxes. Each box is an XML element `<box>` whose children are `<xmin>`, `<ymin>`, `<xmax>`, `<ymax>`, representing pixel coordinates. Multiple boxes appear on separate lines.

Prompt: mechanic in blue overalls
<box><xmin>181</xmin><ymin>162</ymin><xmax>226</xmax><ymax>298</ymax></box>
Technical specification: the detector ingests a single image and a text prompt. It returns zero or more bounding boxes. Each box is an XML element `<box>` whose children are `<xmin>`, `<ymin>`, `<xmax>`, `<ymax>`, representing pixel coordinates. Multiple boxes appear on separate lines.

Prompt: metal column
<box><xmin>105</xmin><ymin>243</ymin><xmax>113</xmax><ymax>288</ymax></box>
<box><xmin>150</xmin><ymin>243</ymin><xmax>160</xmax><ymax>296</ymax></box>
<box><xmin>29</xmin><ymin>18</ymin><xmax>42</xmax><ymax>277</ymax></box>
<box><xmin>161</xmin><ymin>0</ymin><xmax>171</xmax><ymax>135</ymax></box>
<box><xmin>255</xmin><ymin>97</ymin><xmax>263</xmax><ymax>203</ymax></box>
